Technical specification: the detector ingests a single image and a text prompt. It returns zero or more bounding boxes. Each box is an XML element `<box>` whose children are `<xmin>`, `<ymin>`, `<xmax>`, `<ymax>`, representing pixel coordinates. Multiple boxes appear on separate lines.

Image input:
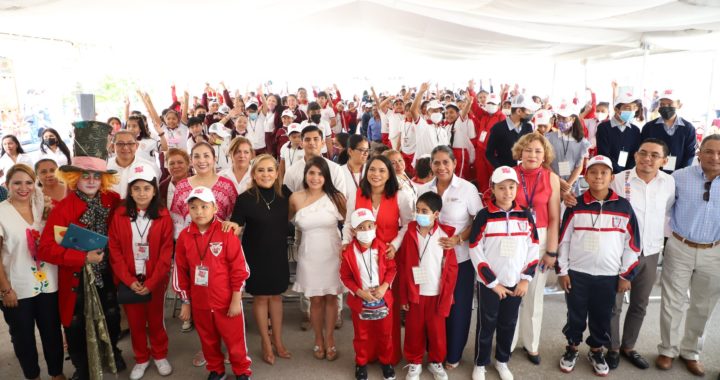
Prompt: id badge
<box><xmin>529</xmin><ymin>208</ymin><xmax>537</xmax><ymax>223</ymax></box>
<box><xmin>558</xmin><ymin>161</ymin><xmax>571</xmax><ymax>177</ymax></box>
<box><xmin>584</xmin><ymin>232</ymin><xmax>600</xmax><ymax>253</ymax></box>
<box><xmin>500</xmin><ymin>238</ymin><xmax>518</xmax><ymax>257</ymax></box>
<box><xmin>135</xmin><ymin>243</ymin><xmax>149</xmax><ymax>260</ymax></box>
<box><xmin>167</xmin><ymin>136</ymin><xmax>179</xmax><ymax>146</ymax></box>
<box><xmin>617</xmin><ymin>151</ymin><xmax>628</xmax><ymax>168</ymax></box>
<box><xmin>412</xmin><ymin>266</ymin><xmax>428</xmax><ymax>285</ymax></box>
<box><xmin>479</xmin><ymin>131</ymin><xmax>488</xmax><ymax>143</ymax></box>
<box><xmin>194</xmin><ymin>265</ymin><xmax>209</xmax><ymax>286</ymax></box>
<box><xmin>663</xmin><ymin>156</ymin><xmax>677</xmax><ymax>171</ymax></box>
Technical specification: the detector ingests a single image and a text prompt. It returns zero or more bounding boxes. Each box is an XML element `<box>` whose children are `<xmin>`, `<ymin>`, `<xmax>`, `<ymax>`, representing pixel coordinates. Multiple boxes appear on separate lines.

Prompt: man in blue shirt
<box><xmin>367</xmin><ymin>106</ymin><xmax>382</xmax><ymax>143</ymax></box>
<box><xmin>640</xmin><ymin>89</ymin><xmax>697</xmax><ymax>173</ymax></box>
<box><xmin>656</xmin><ymin>134</ymin><xmax>720</xmax><ymax>377</ymax></box>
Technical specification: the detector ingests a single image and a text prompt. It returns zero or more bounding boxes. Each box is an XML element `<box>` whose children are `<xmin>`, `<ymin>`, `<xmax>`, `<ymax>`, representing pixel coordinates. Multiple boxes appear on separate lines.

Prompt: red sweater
<box><xmin>340</xmin><ymin>239</ymin><xmax>397</xmax><ymax>314</ymax></box>
<box><xmin>108</xmin><ymin>207</ymin><xmax>174</xmax><ymax>293</ymax></box>
<box><xmin>172</xmin><ymin>219</ymin><xmax>249</xmax><ymax>311</ymax></box>
<box><xmin>38</xmin><ymin>191</ymin><xmax>122</xmax><ymax>327</ymax></box>
<box><xmin>397</xmin><ymin>221</ymin><xmax>458</xmax><ymax>317</ymax></box>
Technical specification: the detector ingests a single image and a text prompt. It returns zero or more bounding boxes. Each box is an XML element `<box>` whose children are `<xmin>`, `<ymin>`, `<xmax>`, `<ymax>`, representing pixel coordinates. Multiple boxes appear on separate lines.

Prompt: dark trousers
<box><xmin>1</xmin><ymin>292</ymin><xmax>64</xmax><ymax>379</ymax></box>
<box><xmin>446</xmin><ymin>260</ymin><xmax>475</xmax><ymax>364</ymax></box>
<box><xmin>474</xmin><ymin>284</ymin><xmax>522</xmax><ymax>366</ymax></box>
<box><xmin>65</xmin><ymin>275</ymin><xmax>122</xmax><ymax>380</ymax></box>
<box><xmin>563</xmin><ymin>270</ymin><xmax>618</xmax><ymax>349</ymax></box>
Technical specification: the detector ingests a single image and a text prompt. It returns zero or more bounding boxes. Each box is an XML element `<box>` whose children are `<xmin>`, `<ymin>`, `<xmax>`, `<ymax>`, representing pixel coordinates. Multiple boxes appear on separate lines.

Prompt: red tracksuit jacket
<box><xmin>38</xmin><ymin>190</ymin><xmax>122</xmax><ymax>327</ymax></box>
<box><xmin>108</xmin><ymin>206</ymin><xmax>174</xmax><ymax>293</ymax></box>
<box><xmin>340</xmin><ymin>239</ymin><xmax>397</xmax><ymax>313</ymax></box>
<box><xmin>397</xmin><ymin>221</ymin><xmax>458</xmax><ymax>317</ymax></box>
<box><xmin>172</xmin><ymin>219</ymin><xmax>249</xmax><ymax>310</ymax></box>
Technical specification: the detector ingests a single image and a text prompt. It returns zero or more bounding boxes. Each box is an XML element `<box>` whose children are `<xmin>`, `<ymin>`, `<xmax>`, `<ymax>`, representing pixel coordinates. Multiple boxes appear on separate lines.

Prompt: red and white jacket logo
<box><xmin>209</xmin><ymin>242</ymin><xmax>223</xmax><ymax>257</ymax></box>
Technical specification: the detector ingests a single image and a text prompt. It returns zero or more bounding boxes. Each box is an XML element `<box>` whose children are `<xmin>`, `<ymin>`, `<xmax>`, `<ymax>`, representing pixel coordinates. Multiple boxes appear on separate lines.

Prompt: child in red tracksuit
<box><xmin>398</xmin><ymin>192</ymin><xmax>458</xmax><ymax>380</ymax></box>
<box><xmin>109</xmin><ymin>163</ymin><xmax>174</xmax><ymax>380</ymax></box>
<box><xmin>172</xmin><ymin>186</ymin><xmax>252</xmax><ymax>380</ymax></box>
<box><xmin>340</xmin><ymin>209</ymin><xmax>397</xmax><ymax>380</ymax></box>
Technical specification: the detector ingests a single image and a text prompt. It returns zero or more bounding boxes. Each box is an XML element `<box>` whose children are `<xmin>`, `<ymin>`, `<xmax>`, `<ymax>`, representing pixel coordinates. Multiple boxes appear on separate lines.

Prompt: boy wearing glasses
<box><xmin>656</xmin><ymin>134</ymin><xmax>720</xmax><ymax>377</ymax></box>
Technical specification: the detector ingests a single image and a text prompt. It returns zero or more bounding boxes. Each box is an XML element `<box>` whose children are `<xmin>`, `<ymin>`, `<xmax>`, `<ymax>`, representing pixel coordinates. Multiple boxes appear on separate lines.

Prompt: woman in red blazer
<box><xmin>108</xmin><ymin>163</ymin><xmax>174</xmax><ymax>380</ymax></box>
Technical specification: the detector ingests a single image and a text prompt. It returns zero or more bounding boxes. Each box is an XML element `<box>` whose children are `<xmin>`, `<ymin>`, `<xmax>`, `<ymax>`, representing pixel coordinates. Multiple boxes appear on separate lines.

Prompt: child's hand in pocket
<box><xmin>513</xmin><ymin>280</ymin><xmax>529</xmax><ymax>297</ymax></box>
<box><xmin>179</xmin><ymin>304</ymin><xmax>191</xmax><ymax>321</ymax></box>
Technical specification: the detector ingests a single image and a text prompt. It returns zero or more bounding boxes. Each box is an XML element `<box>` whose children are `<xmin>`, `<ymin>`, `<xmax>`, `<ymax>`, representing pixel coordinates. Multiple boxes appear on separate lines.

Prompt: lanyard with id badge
<box><xmin>413</xmin><ymin>229</ymin><xmax>435</xmax><ymax>285</ymax></box>
<box><xmin>193</xmin><ymin>229</ymin><xmax>216</xmax><ymax>287</ymax></box>
<box><xmin>558</xmin><ymin>136</ymin><xmax>572</xmax><ymax>177</ymax></box>
<box><xmin>134</xmin><ymin>217</ymin><xmax>151</xmax><ymax>278</ymax></box>
<box><xmin>358</xmin><ymin>248</ymin><xmax>388</xmax><ymax>321</ymax></box>
<box><xmin>520</xmin><ymin>170</ymin><xmax>542</xmax><ymax>222</ymax></box>
<box><xmin>500</xmin><ymin>212</ymin><xmax>518</xmax><ymax>258</ymax></box>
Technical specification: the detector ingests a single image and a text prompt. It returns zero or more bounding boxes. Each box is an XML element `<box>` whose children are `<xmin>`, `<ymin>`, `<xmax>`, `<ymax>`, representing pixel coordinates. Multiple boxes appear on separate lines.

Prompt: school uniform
<box><xmin>557</xmin><ymin>190</ymin><xmax>641</xmax><ymax>349</ymax></box>
<box><xmin>449</xmin><ymin>116</ymin><xmax>477</xmax><ymax>181</ymax></box>
<box><xmin>172</xmin><ymin>219</ymin><xmax>252</xmax><ymax>377</ymax></box>
<box><xmin>469</xmin><ymin>202</ymin><xmax>539</xmax><ymax>366</ymax></box>
<box><xmin>340</xmin><ymin>239</ymin><xmax>397</xmax><ymax>366</ymax></box>
<box><xmin>108</xmin><ymin>207</ymin><xmax>174</xmax><ymax>364</ymax></box>
<box><xmin>398</xmin><ymin>221</ymin><xmax>458</xmax><ymax>364</ymax></box>
<box><xmin>399</xmin><ymin>117</ymin><xmax>418</xmax><ymax>177</ymax></box>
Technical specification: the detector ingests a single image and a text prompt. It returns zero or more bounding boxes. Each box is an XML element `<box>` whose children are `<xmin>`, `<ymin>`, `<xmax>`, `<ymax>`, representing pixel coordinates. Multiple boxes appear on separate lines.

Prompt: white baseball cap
<box><xmin>486</xmin><ymin>93</ymin><xmax>501</xmax><ymax>105</ymax></box>
<box><xmin>217</xmin><ymin>105</ymin><xmax>231</xmax><ymax>115</ymax></box>
<box><xmin>245</xmin><ymin>100</ymin><xmax>259</xmax><ymax>109</ymax></box>
<box><xmin>445</xmin><ymin>102</ymin><xmax>460</xmax><ymax>111</ymax></box>
<box><xmin>281</xmin><ymin>109</ymin><xmax>295</xmax><ymax>118</ymax></box>
<box><xmin>127</xmin><ymin>162</ymin><xmax>157</xmax><ymax>184</ymax></box>
<box><xmin>491</xmin><ymin>166</ymin><xmax>519</xmax><ymax>184</ymax></box>
<box><xmin>511</xmin><ymin>94</ymin><xmax>540</xmax><ymax>112</ymax></box>
<box><xmin>534</xmin><ymin>110</ymin><xmax>553</xmax><ymax>125</ymax></box>
<box><xmin>208</xmin><ymin>122</ymin><xmax>230</xmax><ymax>138</ymax></box>
<box><xmin>586</xmin><ymin>155</ymin><xmax>614</xmax><ymax>170</ymax></box>
<box><xmin>350</xmin><ymin>208</ymin><xmax>376</xmax><ymax>228</ymax></box>
<box><xmin>287</xmin><ymin>123</ymin><xmax>302</xmax><ymax>135</ymax></box>
<box><xmin>555</xmin><ymin>102</ymin><xmax>578</xmax><ymax>118</ymax></box>
<box><xmin>614</xmin><ymin>91</ymin><xmax>639</xmax><ymax>107</ymax></box>
<box><xmin>427</xmin><ymin>99</ymin><xmax>444</xmax><ymax>110</ymax></box>
<box><xmin>658</xmin><ymin>89</ymin><xmax>679</xmax><ymax>103</ymax></box>
<box><xmin>185</xmin><ymin>186</ymin><xmax>216</xmax><ymax>204</ymax></box>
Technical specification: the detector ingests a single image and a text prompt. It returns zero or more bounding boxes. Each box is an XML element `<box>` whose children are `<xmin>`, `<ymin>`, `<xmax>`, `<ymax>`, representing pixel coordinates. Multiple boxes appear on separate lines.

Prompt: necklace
<box><xmin>258</xmin><ymin>189</ymin><xmax>276</xmax><ymax>210</ymax></box>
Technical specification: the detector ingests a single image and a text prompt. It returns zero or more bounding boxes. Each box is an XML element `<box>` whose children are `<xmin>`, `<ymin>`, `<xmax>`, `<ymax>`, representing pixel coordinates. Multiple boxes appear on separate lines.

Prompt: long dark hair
<box><xmin>359</xmin><ymin>155</ymin><xmax>399</xmax><ymax>199</ymax></box>
<box><xmin>127</xmin><ymin>115</ymin><xmax>152</xmax><ymax>140</ymax></box>
<box><xmin>124</xmin><ymin>179</ymin><xmax>163</xmax><ymax>221</ymax></box>
<box><xmin>39</xmin><ymin>128</ymin><xmax>72</xmax><ymax>163</ymax></box>
<box><xmin>303</xmin><ymin>156</ymin><xmax>346</xmax><ymax>217</ymax></box>
<box><xmin>564</xmin><ymin>115</ymin><xmax>584</xmax><ymax>142</ymax></box>
<box><xmin>1</xmin><ymin>135</ymin><xmax>25</xmax><ymax>157</ymax></box>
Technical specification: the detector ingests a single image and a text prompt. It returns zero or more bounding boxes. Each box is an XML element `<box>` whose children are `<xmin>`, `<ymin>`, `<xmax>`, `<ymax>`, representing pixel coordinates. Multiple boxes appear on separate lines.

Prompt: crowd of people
<box><xmin>0</xmin><ymin>79</ymin><xmax>718</xmax><ymax>380</ymax></box>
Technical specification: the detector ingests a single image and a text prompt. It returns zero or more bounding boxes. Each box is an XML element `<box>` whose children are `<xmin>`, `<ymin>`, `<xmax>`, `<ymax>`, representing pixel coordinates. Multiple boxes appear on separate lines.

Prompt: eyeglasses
<box><xmin>81</xmin><ymin>172</ymin><xmax>103</xmax><ymax>180</ymax></box>
<box><xmin>703</xmin><ymin>181</ymin><xmax>712</xmax><ymax>202</ymax></box>
<box><xmin>114</xmin><ymin>142</ymin><xmax>137</xmax><ymax>148</ymax></box>
<box><xmin>354</xmin><ymin>148</ymin><xmax>370</xmax><ymax>155</ymax></box>
<box><xmin>637</xmin><ymin>150</ymin><xmax>664</xmax><ymax>160</ymax></box>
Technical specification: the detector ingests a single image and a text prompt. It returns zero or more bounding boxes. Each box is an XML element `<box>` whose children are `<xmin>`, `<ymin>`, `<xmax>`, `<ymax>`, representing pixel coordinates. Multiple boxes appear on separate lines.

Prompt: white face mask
<box><xmin>356</xmin><ymin>229</ymin><xmax>376</xmax><ymax>244</ymax></box>
<box><xmin>502</xmin><ymin>109</ymin><xmax>512</xmax><ymax>116</ymax></box>
<box><xmin>485</xmin><ymin>104</ymin><xmax>498</xmax><ymax>114</ymax></box>
<box><xmin>595</xmin><ymin>112</ymin><xmax>608</xmax><ymax>121</ymax></box>
<box><xmin>430</xmin><ymin>112</ymin><xmax>443</xmax><ymax>124</ymax></box>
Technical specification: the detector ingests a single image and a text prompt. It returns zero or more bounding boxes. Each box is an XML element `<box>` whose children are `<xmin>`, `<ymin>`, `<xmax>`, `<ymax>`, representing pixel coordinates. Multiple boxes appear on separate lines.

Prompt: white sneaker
<box><xmin>181</xmin><ymin>320</ymin><xmax>193</xmax><ymax>332</ymax></box>
<box><xmin>130</xmin><ymin>362</ymin><xmax>150</xmax><ymax>380</ymax></box>
<box><xmin>495</xmin><ymin>362</ymin><xmax>513</xmax><ymax>380</ymax></box>
<box><xmin>154</xmin><ymin>358</ymin><xmax>173</xmax><ymax>376</ymax></box>
<box><xmin>427</xmin><ymin>362</ymin><xmax>448</xmax><ymax>380</ymax></box>
<box><xmin>472</xmin><ymin>365</ymin><xmax>487</xmax><ymax>380</ymax></box>
<box><xmin>404</xmin><ymin>363</ymin><xmax>422</xmax><ymax>380</ymax></box>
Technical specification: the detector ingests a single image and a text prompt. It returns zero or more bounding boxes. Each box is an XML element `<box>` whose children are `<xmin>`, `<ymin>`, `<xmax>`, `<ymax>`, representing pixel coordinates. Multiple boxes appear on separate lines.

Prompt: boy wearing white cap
<box><xmin>556</xmin><ymin>156</ymin><xmax>642</xmax><ymax>376</ymax></box>
<box><xmin>410</xmin><ymin>83</ymin><xmax>451</xmax><ymax>166</ymax></box>
<box><xmin>596</xmin><ymin>91</ymin><xmax>642</xmax><ymax>173</ymax></box>
<box><xmin>468</xmin><ymin>166</ymin><xmax>539</xmax><ymax>380</ymax></box>
<box><xmin>208</xmin><ymin>123</ymin><xmax>232</xmax><ymax>171</ymax></box>
<box><xmin>339</xmin><ymin>209</ymin><xmax>397</xmax><ymax>380</ymax></box>
<box><xmin>172</xmin><ymin>187</ymin><xmax>252</xmax><ymax>380</ymax></box>
<box><xmin>279</xmin><ymin>123</ymin><xmax>305</xmax><ymax>180</ymax></box>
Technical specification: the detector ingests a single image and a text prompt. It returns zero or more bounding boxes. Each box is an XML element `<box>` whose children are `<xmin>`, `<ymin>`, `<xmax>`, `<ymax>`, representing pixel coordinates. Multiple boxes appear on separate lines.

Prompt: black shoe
<box><xmin>621</xmin><ymin>350</ymin><xmax>650</xmax><ymax>369</ymax></box>
<box><xmin>523</xmin><ymin>347</ymin><xmax>541</xmax><ymax>365</ymax></box>
<box><xmin>381</xmin><ymin>363</ymin><xmax>396</xmax><ymax>380</ymax></box>
<box><xmin>355</xmin><ymin>365</ymin><xmax>368</xmax><ymax>380</ymax></box>
<box><xmin>207</xmin><ymin>371</ymin><xmax>227</xmax><ymax>380</ymax></box>
<box><xmin>606</xmin><ymin>350</ymin><xmax>620</xmax><ymax>370</ymax></box>
<box><xmin>236</xmin><ymin>375</ymin><xmax>250</xmax><ymax>380</ymax></box>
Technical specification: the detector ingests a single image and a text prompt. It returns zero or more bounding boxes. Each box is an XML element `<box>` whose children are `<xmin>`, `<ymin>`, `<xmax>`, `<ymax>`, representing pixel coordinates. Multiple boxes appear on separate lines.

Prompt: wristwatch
<box><xmin>545</xmin><ymin>251</ymin><xmax>558</xmax><ymax>258</ymax></box>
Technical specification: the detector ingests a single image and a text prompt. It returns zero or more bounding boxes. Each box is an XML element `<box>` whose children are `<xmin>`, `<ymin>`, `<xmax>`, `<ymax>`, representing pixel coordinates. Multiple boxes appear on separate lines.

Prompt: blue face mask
<box><xmin>557</xmin><ymin>120</ymin><xmax>572</xmax><ymax>132</ymax></box>
<box><xmin>416</xmin><ymin>214</ymin><xmax>433</xmax><ymax>227</ymax></box>
<box><xmin>619</xmin><ymin>110</ymin><xmax>634</xmax><ymax>123</ymax></box>
<box><xmin>249</xmin><ymin>113</ymin><xmax>258</xmax><ymax>121</ymax></box>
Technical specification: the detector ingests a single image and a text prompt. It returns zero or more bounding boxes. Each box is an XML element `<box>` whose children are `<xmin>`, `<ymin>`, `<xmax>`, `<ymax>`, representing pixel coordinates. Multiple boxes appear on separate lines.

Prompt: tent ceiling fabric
<box><xmin>1</xmin><ymin>0</ymin><xmax>720</xmax><ymax>60</ymax></box>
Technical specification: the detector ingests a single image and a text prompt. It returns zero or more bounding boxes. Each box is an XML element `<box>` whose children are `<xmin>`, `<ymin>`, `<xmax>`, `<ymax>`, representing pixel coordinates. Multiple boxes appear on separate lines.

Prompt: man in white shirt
<box><xmin>302</xmin><ymin>102</ymin><xmax>333</xmax><ymax>156</ymax></box>
<box><xmin>606</xmin><ymin>138</ymin><xmax>675</xmax><ymax>370</ymax></box>
<box><xmin>107</xmin><ymin>131</ymin><xmax>161</xmax><ymax>198</ymax></box>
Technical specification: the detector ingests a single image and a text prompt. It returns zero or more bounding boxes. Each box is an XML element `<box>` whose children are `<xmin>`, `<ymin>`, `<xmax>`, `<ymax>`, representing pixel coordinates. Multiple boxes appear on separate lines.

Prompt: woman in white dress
<box><xmin>35</xmin><ymin>128</ymin><xmax>72</xmax><ymax>167</ymax></box>
<box><xmin>289</xmin><ymin>156</ymin><xmax>347</xmax><ymax>362</ymax></box>
<box><xmin>0</xmin><ymin>135</ymin><xmax>33</xmax><ymax>185</ymax></box>
<box><xmin>219</xmin><ymin>136</ymin><xmax>255</xmax><ymax>195</ymax></box>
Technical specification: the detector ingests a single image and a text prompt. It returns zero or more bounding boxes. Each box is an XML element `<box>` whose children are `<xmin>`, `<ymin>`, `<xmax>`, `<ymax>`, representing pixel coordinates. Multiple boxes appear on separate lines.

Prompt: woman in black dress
<box><xmin>230</xmin><ymin>154</ymin><xmax>291</xmax><ymax>365</ymax></box>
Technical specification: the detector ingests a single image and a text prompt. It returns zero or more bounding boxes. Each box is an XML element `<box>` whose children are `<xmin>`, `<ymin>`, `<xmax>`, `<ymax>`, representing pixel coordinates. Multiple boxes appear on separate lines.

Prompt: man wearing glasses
<box><xmin>605</xmin><ymin>138</ymin><xmax>675</xmax><ymax>371</ymax></box>
<box><xmin>656</xmin><ymin>134</ymin><xmax>720</xmax><ymax>377</ymax></box>
<box><xmin>107</xmin><ymin>131</ymin><xmax>161</xmax><ymax>198</ymax></box>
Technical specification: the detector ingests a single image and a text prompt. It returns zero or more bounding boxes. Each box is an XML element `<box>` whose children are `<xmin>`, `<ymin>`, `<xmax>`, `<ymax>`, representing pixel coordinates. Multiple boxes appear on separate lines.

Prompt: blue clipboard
<box><xmin>60</xmin><ymin>223</ymin><xmax>108</xmax><ymax>252</ymax></box>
